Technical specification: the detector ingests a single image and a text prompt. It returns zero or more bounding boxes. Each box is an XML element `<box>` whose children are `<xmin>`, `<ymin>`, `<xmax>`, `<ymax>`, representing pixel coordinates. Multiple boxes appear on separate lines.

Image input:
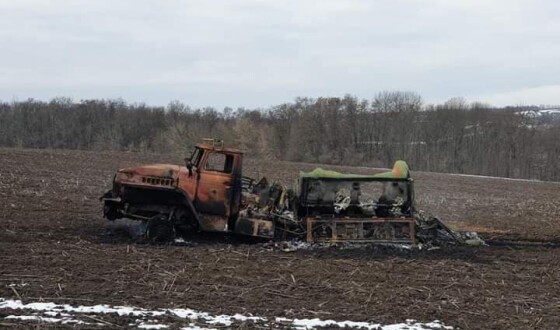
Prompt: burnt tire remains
<box><xmin>146</xmin><ymin>215</ymin><xmax>175</xmax><ymax>243</ymax></box>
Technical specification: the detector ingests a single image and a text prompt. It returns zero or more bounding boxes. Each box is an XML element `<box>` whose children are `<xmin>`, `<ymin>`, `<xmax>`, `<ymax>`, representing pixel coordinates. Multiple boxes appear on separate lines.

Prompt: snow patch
<box><xmin>7</xmin><ymin>283</ymin><xmax>29</xmax><ymax>288</ymax></box>
<box><xmin>0</xmin><ymin>298</ymin><xmax>453</xmax><ymax>329</ymax></box>
<box><xmin>276</xmin><ymin>317</ymin><xmax>452</xmax><ymax>329</ymax></box>
<box><xmin>180</xmin><ymin>325</ymin><xmax>217</xmax><ymax>330</ymax></box>
<box><xmin>138</xmin><ymin>323</ymin><xmax>169</xmax><ymax>329</ymax></box>
<box><xmin>5</xmin><ymin>314</ymin><xmax>88</xmax><ymax>325</ymax></box>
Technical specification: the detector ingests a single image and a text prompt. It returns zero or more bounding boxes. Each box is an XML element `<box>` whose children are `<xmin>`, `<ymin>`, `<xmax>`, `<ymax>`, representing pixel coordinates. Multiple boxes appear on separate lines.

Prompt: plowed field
<box><xmin>1</xmin><ymin>148</ymin><xmax>559</xmax><ymax>329</ymax></box>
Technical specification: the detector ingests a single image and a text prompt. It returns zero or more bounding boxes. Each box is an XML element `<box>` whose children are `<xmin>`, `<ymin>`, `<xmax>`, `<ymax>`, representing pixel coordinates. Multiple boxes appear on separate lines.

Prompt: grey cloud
<box><xmin>0</xmin><ymin>0</ymin><xmax>558</xmax><ymax>107</ymax></box>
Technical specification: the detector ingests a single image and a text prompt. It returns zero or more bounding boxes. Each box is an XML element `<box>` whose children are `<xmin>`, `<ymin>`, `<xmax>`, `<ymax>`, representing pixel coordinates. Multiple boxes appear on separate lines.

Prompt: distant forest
<box><xmin>1</xmin><ymin>92</ymin><xmax>559</xmax><ymax>181</ymax></box>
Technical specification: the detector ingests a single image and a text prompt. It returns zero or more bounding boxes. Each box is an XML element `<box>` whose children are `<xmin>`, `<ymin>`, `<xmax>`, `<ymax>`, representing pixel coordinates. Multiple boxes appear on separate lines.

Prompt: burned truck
<box><xmin>102</xmin><ymin>139</ymin><xmax>461</xmax><ymax>244</ymax></box>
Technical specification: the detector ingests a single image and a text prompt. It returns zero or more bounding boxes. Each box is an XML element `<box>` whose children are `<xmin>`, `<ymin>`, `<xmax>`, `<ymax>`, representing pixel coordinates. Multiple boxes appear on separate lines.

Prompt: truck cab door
<box><xmin>194</xmin><ymin>151</ymin><xmax>235</xmax><ymax>231</ymax></box>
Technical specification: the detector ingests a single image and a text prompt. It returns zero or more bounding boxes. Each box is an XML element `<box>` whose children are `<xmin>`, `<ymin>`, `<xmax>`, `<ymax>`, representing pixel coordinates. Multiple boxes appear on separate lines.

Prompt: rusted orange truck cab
<box><xmin>103</xmin><ymin>140</ymin><xmax>273</xmax><ymax>242</ymax></box>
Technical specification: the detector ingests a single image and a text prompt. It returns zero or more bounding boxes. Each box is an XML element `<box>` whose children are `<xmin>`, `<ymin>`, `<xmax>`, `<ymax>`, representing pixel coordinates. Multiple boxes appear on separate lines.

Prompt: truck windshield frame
<box><xmin>190</xmin><ymin>147</ymin><xmax>203</xmax><ymax>168</ymax></box>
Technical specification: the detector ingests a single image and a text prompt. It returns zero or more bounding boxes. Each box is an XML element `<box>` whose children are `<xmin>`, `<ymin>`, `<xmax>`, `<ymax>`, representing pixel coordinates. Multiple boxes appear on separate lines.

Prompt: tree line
<box><xmin>0</xmin><ymin>93</ymin><xmax>559</xmax><ymax>181</ymax></box>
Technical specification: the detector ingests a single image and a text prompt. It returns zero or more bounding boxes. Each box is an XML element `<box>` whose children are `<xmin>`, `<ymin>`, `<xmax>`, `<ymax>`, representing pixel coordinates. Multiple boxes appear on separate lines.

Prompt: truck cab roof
<box><xmin>196</xmin><ymin>142</ymin><xmax>244</xmax><ymax>155</ymax></box>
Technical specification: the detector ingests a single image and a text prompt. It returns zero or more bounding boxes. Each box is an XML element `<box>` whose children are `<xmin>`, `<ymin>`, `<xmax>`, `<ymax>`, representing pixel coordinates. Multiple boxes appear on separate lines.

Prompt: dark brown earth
<box><xmin>1</xmin><ymin>148</ymin><xmax>560</xmax><ymax>329</ymax></box>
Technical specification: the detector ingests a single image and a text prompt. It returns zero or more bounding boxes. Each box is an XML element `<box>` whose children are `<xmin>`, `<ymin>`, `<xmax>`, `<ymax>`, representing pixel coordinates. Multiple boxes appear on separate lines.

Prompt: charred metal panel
<box><xmin>194</xmin><ymin>176</ymin><xmax>230</xmax><ymax>216</ymax></box>
<box><xmin>198</xmin><ymin>214</ymin><xmax>229</xmax><ymax>232</ymax></box>
<box><xmin>176</xmin><ymin>168</ymin><xmax>198</xmax><ymax>203</ymax></box>
<box><xmin>116</xmin><ymin>164</ymin><xmax>180</xmax><ymax>187</ymax></box>
<box><xmin>298</xmin><ymin>176</ymin><xmax>415</xmax><ymax>219</ymax></box>
<box><xmin>234</xmin><ymin>217</ymin><xmax>274</xmax><ymax>238</ymax></box>
<box><xmin>193</xmin><ymin>151</ymin><xmax>241</xmax><ymax>218</ymax></box>
<box><xmin>306</xmin><ymin>218</ymin><xmax>415</xmax><ymax>243</ymax></box>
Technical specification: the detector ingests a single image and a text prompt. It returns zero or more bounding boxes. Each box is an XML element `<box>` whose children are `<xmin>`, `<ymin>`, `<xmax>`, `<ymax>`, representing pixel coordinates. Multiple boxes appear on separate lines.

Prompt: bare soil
<box><xmin>1</xmin><ymin>148</ymin><xmax>560</xmax><ymax>329</ymax></box>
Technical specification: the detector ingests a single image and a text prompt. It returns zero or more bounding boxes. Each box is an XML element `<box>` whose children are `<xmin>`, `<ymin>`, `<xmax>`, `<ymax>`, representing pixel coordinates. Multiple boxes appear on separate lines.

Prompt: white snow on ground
<box><xmin>5</xmin><ymin>314</ymin><xmax>89</xmax><ymax>325</ymax></box>
<box><xmin>7</xmin><ymin>283</ymin><xmax>29</xmax><ymax>288</ymax></box>
<box><xmin>518</xmin><ymin>109</ymin><xmax>560</xmax><ymax>117</ymax></box>
<box><xmin>0</xmin><ymin>298</ymin><xmax>453</xmax><ymax>329</ymax></box>
<box><xmin>277</xmin><ymin>317</ymin><xmax>453</xmax><ymax>329</ymax></box>
<box><xmin>180</xmin><ymin>324</ymin><xmax>215</xmax><ymax>330</ymax></box>
<box><xmin>137</xmin><ymin>323</ymin><xmax>169</xmax><ymax>329</ymax></box>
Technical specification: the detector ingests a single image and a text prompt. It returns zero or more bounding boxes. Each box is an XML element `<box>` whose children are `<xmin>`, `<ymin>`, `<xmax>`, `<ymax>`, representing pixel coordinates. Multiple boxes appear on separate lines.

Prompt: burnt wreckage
<box><xmin>102</xmin><ymin>139</ymin><xmax>467</xmax><ymax>245</ymax></box>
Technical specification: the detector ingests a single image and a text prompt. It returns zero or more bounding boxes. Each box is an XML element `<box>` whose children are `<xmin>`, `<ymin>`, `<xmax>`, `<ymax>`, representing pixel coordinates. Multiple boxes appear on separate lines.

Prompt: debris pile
<box><xmin>414</xmin><ymin>210</ymin><xmax>486</xmax><ymax>246</ymax></box>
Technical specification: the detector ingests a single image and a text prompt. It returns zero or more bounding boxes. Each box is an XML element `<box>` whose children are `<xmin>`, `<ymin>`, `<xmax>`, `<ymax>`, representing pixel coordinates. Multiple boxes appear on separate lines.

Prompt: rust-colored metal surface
<box><xmin>107</xmin><ymin>140</ymin><xmax>244</xmax><ymax>234</ymax></box>
<box><xmin>115</xmin><ymin>164</ymin><xmax>181</xmax><ymax>189</ymax></box>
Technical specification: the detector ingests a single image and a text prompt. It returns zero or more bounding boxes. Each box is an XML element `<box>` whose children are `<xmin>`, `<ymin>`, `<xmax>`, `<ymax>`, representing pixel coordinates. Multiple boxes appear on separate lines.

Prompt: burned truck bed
<box><xmin>297</xmin><ymin>163</ymin><xmax>417</xmax><ymax>243</ymax></box>
<box><xmin>238</xmin><ymin>161</ymin><xmax>425</xmax><ymax>244</ymax></box>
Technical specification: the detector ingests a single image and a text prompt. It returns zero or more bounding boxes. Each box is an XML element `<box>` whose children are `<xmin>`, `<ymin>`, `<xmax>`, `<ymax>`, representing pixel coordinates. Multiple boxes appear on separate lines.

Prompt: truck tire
<box><xmin>103</xmin><ymin>204</ymin><xmax>119</xmax><ymax>221</ymax></box>
<box><xmin>146</xmin><ymin>215</ymin><xmax>174</xmax><ymax>243</ymax></box>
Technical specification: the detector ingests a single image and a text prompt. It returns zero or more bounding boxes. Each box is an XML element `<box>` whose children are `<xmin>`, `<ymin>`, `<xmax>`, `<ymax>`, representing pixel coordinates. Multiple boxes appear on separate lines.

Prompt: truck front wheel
<box><xmin>146</xmin><ymin>215</ymin><xmax>174</xmax><ymax>243</ymax></box>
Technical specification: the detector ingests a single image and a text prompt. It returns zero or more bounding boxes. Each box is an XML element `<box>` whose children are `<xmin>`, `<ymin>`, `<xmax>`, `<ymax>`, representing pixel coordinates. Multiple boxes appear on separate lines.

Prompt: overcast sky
<box><xmin>0</xmin><ymin>0</ymin><xmax>559</xmax><ymax>108</ymax></box>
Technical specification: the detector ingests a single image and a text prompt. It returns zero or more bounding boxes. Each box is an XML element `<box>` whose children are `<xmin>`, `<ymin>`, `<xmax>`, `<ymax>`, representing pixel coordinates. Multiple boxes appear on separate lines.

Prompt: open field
<box><xmin>1</xmin><ymin>148</ymin><xmax>560</xmax><ymax>329</ymax></box>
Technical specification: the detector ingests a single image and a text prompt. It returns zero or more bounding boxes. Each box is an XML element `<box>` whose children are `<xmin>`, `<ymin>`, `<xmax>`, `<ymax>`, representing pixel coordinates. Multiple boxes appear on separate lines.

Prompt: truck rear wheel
<box><xmin>146</xmin><ymin>215</ymin><xmax>174</xmax><ymax>243</ymax></box>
